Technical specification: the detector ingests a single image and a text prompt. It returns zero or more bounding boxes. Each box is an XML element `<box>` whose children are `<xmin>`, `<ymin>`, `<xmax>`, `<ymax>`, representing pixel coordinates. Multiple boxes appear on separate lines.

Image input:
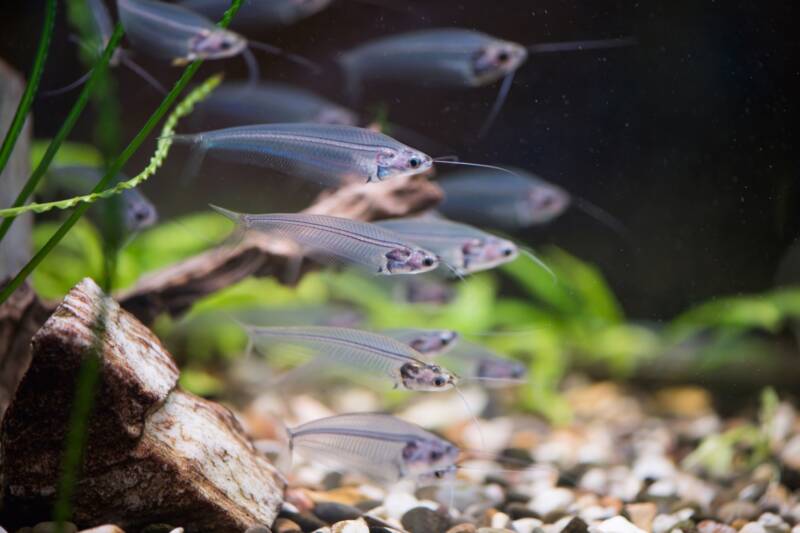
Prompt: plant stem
<box><xmin>0</xmin><ymin>24</ymin><xmax>124</xmax><ymax>245</ymax></box>
<box><xmin>0</xmin><ymin>0</ymin><xmax>56</xmax><ymax>179</ymax></box>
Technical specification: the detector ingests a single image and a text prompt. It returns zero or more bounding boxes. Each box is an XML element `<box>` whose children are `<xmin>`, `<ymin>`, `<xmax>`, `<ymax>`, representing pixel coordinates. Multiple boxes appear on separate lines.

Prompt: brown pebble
<box><xmin>697</xmin><ymin>519</ymin><xmax>737</xmax><ymax>533</ymax></box>
<box><xmin>718</xmin><ymin>500</ymin><xmax>759</xmax><ymax>523</ymax></box>
<box><xmin>78</xmin><ymin>526</ymin><xmax>126</xmax><ymax>533</ymax></box>
<box><xmin>446</xmin><ymin>524</ymin><xmax>477</xmax><ymax>533</ymax></box>
<box><xmin>560</xmin><ymin>517</ymin><xmax>589</xmax><ymax>533</ymax></box>
<box><xmin>274</xmin><ymin>518</ymin><xmax>303</xmax><ymax>533</ymax></box>
<box><xmin>625</xmin><ymin>502</ymin><xmax>658</xmax><ymax>531</ymax></box>
<box><xmin>732</xmin><ymin>519</ymin><xmax>750</xmax><ymax>530</ymax></box>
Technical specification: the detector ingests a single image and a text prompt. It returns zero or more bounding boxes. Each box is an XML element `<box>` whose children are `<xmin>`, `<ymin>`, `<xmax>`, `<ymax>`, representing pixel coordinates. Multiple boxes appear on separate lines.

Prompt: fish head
<box><xmin>471</xmin><ymin>40</ymin><xmax>528</xmax><ymax>85</ymax></box>
<box><xmin>190</xmin><ymin>29</ymin><xmax>247</xmax><ymax>60</ymax></box>
<box><xmin>523</xmin><ymin>184</ymin><xmax>570</xmax><ymax>224</ymax></box>
<box><xmin>375</xmin><ymin>148</ymin><xmax>433</xmax><ymax>181</ymax></box>
<box><xmin>384</xmin><ymin>247</ymin><xmax>439</xmax><ymax>274</ymax></box>
<box><xmin>416</xmin><ymin>464</ymin><xmax>459</xmax><ymax>485</ymax></box>
<box><xmin>399</xmin><ymin>362</ymin><xmax>457</xmax><ymax>391</ymax></box>
<box><xmin>122</xmin><ymin>190</ymin><xmax>158</xmax><ymax>232</ymax></box>
<box><xmin>402</xmin><ymin>439</ymin><xmax>460</xmax><ymax>473</ymax></box>
<box><xmin>407</xmin><ymin>330</ymin><xmax>459</xmax><ymax>355</ymax></box>
<box><xmin>462</xmin><ymin>237</ymin><xmax>518</xmax><ymax>273</ymax></box>
<box><xmin>315</xmin><ymin>106</ymin><xmax>358</xmax><ymax>126</ymax></box>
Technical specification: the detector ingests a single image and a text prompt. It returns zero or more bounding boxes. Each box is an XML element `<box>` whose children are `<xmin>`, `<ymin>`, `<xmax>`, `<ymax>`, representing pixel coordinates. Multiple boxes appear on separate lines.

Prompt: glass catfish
<box><xmin>376</xmin><ymin>215</ymin><xmax>519</xmax><ymax>276</ymax></box>
<box><xmin>178</xmin><ymin>0</ymin><xmax>333</xmax><ymax>29</ymax></box>
<box><xmin>169</xmin><ymin>124</ymin><xmax>433</xmax><ymax>185</ymax></box>
<box><xmin>241</xmin><ymin>325</ymin><xmax>459</xmax><ymax>391</ymax></box>
<box><xmin>382</xmin><ymin>328</ymin><xmax>460</xmax><ymax>356</ymax></box>
<box><xmin>210</xmin><ymin>207</ymin><xmax>440</xmax><ymax>275</ymax></box>
<box><xmin>195</xmin><ymin>81</ymin><xmax>358</xmax><ymax>128</ymax></box>
<box><xmin>280</xmin><ymin>413</ymin><xmax>460</xmax><ymax>483</ymax></box>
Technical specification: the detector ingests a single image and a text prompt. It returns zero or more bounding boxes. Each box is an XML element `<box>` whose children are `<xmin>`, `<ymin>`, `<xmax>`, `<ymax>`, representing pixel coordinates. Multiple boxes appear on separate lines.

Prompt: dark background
<box><xmin>0</xmin><ymin>0</ymin><xmax>797</xmax><ymax>319</ymax></box>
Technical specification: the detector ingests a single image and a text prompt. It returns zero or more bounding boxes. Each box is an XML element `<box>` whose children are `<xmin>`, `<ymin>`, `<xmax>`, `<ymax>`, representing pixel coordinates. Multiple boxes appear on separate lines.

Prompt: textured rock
<box><xmin>401</xmin><ymin>506</ymin><xmax>451</xmax><ymax>533</ymax></box>
<box><xmin>1</xmin><ymin>279</ymin><xmax>285</xmax><ymax>531</ymax></box>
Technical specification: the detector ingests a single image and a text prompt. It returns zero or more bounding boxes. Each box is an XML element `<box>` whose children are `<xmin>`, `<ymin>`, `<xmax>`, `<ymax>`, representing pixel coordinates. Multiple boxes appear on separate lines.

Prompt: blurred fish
<box><xmin>383</xmin><ymin>328</ymin><xmax>459</xmax><ymax>356</ymax></box>
<box><xmin>43</xmin><ymin>166</ymin><xmax>158</xmax><ymax>247</ymax></box>
<box><xmin>339</xmin><ymin>28</ymin><xmax>635</xmax><ymax>134</ymax></box>
<box><xmin>169</xmin><ymin>123</ymin><xmax>432</xmax><ymax>185</ymax></box>
<box><xmin>178</xmin><ymin>0</ymin><xmax>332</xmax><ymax>29</ymax></box>
<box><xmin>439</xmin><ymin>168</ymin><xmax>570</xmax><ymax>229</ymax></box>
<box><xmin>210</xmin><ymin>207</ymin><xmax>440</xmax><ymax>275</ymax></box>
<box><xmin>240</xmin><ymin>325</ymin><xmax>458</xmax><ymax>391</ymax></box>
<box><xmin>195</xmin><ymin>81</ymin><xmax>358</xmax><ymax>128</ymax></box>
<box><xmin>438</xmin><ymin>340</ymin><xmax>528</xmax><ymax>388</ymax></box>
<box><xmin>281</xmin><ymin>413</ymin><xmax>460</xmax><ymax>483</ymax></box>
<box><xmin>376</xmin><ymin>214</ymin><xmax>519</xmax><ymax>276</ymax></box>
<box><xmin>44</xmin><ymin>0</ymin><xmax>165</xmax><ymax>95</ymax></box>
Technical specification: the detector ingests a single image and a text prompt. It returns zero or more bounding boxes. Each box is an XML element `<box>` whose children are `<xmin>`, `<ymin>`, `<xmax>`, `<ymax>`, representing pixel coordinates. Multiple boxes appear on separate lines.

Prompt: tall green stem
<box><xmin>0</xmin><ymin>24</ymin><xmax>124</xmax><ymax>244</ymax></box>
<box><xmin>0</xmin><ymin>0</ymin><xmax>56</xmax><ymax>179</ymax></box>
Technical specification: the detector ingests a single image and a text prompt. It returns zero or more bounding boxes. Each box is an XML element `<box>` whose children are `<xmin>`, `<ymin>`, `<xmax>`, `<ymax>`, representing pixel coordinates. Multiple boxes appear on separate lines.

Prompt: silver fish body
<box><xmin>241</xmin><ymin>325</ymin><xmax>457</xmax><ymax>391</ymax></box>
<box><xmin>178</xmin><ymin>0</ymin><xmax>332</xmax><ymax>28</ymax></box>
<box><xmin>376</xmin><ymin>215</ymin><xmax>518</xmax><ymax>275</ymax></box>
<box><xmin>439</xmin><ymin>168</ymin><xmax>571</xmax><ymax>229</ymax></box>
<box><xmin>117</xmin><ymin>0</ymin><xmax>246</xmax><ymax>62</ymax></box>
<box><xmin>289</xmin><ymin>413</ymin><xmax>460</xmax><ymax>482</ymax></box>
<box><xmin>339</xmin><ymin>28</ymin><xmax>527</xmax><ymax>91</ymax></box>
<box><xmin>383</xmin><ymin>328</ymin><xmax>459</xmax><ymax>356</ymax></box>
<box><xmin>211</xmin><ymin>208</ymin><xmax>440</xmax><ymax>275</ymax></box>
<box><xmin>173</xmin><ymin>124</ymin><xmax>432</xmax><ymax>185</ymax></box>
<box><xmin>196</xmin><ymin>82</ymin><xmax>358</xmax><ymax>128</ymax></box>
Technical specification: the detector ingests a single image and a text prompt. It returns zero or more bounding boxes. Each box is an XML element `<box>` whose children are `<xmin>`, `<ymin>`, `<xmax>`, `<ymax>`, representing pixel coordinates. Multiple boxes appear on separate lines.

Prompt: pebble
<box><xmin>476</xmin><ymin>529</ymin><xmax>514</xmax><ymax>533</ymax></box>
<box><xmin>281</xmin><ymin>511</ymin><xmax>327</xmax><ymax>531</ymax></box>
<box><xmin>310</xmin><ymin>529</ymin><xmax>331</xmax><ymax>533</ymax></box>
<box><xmin>560</xmin><ymin>517</ymin><xmax>589</xmax><ymax>533</ymax></box>
<box><xmin>588</xmin><ymin>516</ymin><xmax>646</xmax><ymax>533</ymax></box>
<box><xmin>512</xmin><ymin>518</ymin><xmax>544</xmax><ymax>533</ymax></box>
<box><xmin>624</xmin><ymin>502</ymin><xmax>657</xmax><ymax>531</ymax></box>
<box><xmin>506</xmin><ymin>502</ymin><xmax>540</xmax><ymax>520</ymax></box>
<box><xmin>490</xmin><ymin>512</ymin><xmax>512</xmax><ymax>529</ymax></box>
<box><xmin>401</xmin><ymin>507</ymin><xmax>451</xmax><ymax>533</ymax></box>
<box><xmin>446</xmin><ymin>525</ymin><xmax>477</xmax><ymax>533</ymax></box>
<box><xmin>739</xmin><ymin>523</ymin><xmax>768</xmax><ymax>533</ymax></box>
<box><xmin>718</xmin><ymin>501</ymin><xmax>759</xmax><ymax>524</ymax></box>
<box><xmin>758</xmin><ymin>512</ymin><xmax>790</xmax><ymax>533</ymax></box>
<box><xmin>314</xmin><ymin>502</ymin><xmax>363</xmax><ymax>524</ymax></box>
<box><xmin>384</xmin><ymin>492</ymin><xmax>423</xmax><ymax>521</ymax></box>
<box><xmin>528</xmin><ymin>488</ymin><xmax>574</xmax><ymax>517</ymax></box>
<box><xmin>273</xmin><ymin>518</ymin><xmax>303</xmax><ymax>533</ymax></box>
<box><xmin>330</xmin><ymin>519</ymin><xmax>370</xmax><ymax>533</ymax></box>
<box><xmin>78</xmin><ymin>527</ymin><xmax>125</xmax><ymax>533</ymax></box>
<box><xmin>33</xmin><ymin>523</ymin><xmax>78</xmax><ymax>533</ymax></box>
<box><xmin>696</xmin><ymin>521</ymin><xmax>736</xmax><ymax>533</ymax></box>
<box><xmin>244</xmin><ymin>527</ymin><xmax>270</xmax><ymax>533</ymax></box>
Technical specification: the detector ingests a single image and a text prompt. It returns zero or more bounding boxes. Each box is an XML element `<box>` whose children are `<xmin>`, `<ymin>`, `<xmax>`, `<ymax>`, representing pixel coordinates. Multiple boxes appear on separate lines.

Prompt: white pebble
<box><xmin>529</xmin><ymin>487</ymin><xmax>574</xmax><ymax>516</ymax></box>
<box><xmin>331</xmin><ymin>519</ymin><xmax>369</xmax><ymax>533</ymax></box>
<box><xmin>490</xmin><ymin>511</ymin><xmax>511</xmax><ymax>529</ymax></box>
<box><xmin>383</xmin><ymin>491</ymin><xmax>420</xmax><ymax>520</ymax></box>
<box><xmin>633</xmin><ymin>454</ymin><xmax>676</xmax><ymax>481</ymax></box>
<box><xmin>759</xmin><ymin>512</ymin><xmax>790</xmax><ymax>533</ymax></box>
<box><xmin>652</xmin><ymin>514</ymin><xmax>681</xmax><ymax>533</ymax></box>
<box><xmin>513</xmin><ymin>517</ymin><xmax>545</xmax><ymax>533</ymax></box>
<box><xmin>739</xmin><ymin>523</ymin><xmax>768</xmax><ymax>533</ymax></box>
<box><xmin>589</xmin><ymin>516</ymin><xmax>647</xmax><ymax>533</ymax></box>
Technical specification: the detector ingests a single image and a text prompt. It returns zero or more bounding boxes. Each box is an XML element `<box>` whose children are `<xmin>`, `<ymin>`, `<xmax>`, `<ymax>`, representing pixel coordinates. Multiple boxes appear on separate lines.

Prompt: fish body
<box><xmin>383</xmin><ymin>328</ymin><xmax>459</xmax><ymax>356</ymax></box>
<box><xmin>178</xmin><ymin>0</ymin><xmax>332</xmax><ymax>28</ymax></box>
<box><xmin>196</xmin><ymin>81</ymin><xmax>358</xmax><ymax>128</ymax></box>
<box><xmin>174</xmin><ymin>124</ymin><xmax>432</xmax><ymax>185</ymax></box>
<box><xmin>441</xmin><ymin>340</ymin><xmax>528</xmax><ymax>387</ymax></box>
<box><xmin>376</xmin><ymin>215</ymin><xmax>518</xmax><ymax>275</ymax></box>
<box><xmin>288</xmin><ymin>413</ymin><xmax>460</xmax><ymax>483</ymax></box>
<box><xmin>117</xmin><ymin>0</ymin><xmax>246</xmax><ymax>62</ymax></box>
<box><xmin>242</xmin><ymin>325</ymin><xmax>457</xmax><ymax>391</ymax></box>
<box><xmin>439</xmin><ymin>168</ymin><xmax>570</xmax><ymax>229</ymax></box>
<box><xmin>339</xmin><ymin>28</ymin><xmax>527</xmax><ymax>93</ymax></box>
<box><xmin>211</xmin><ymin>208</ymin><xmax>440</xmax><ymax>275</ymax></box>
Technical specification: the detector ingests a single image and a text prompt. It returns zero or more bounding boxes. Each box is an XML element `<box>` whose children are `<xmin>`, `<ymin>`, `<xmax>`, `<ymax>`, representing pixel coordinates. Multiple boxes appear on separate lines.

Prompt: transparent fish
<box><xmin>439</xmin><ymin>167</ymin><xmax>571</xmax><ymax>229</ymax></box>
<box><xmin>376</xmin><ymin>215</ymin><xmax>518</xmax><ymax>275</ymax></box>
<box><xmin>117</xmin><ymin>0</ymin><xmax>248</xmax><ymax>63</ymax></box>
<box><xmin>178</xmin><ymin>0</ymin><xmax>332</xmax><ymax>28</ymax></box>
<box><xmin>240</xmin><ymin>325</ymin><xmax>458</xmax><ymax>391</ymax></box>
<box><xmin>170</xmin><ymin>124</ymin><xmax>432</xmax><ymax>186</ymax></box>
<box><xmin>285</xmin><ymin>413</ymin><xmax>460</xmax><ymax>483</ymax></box>
<box><xmin>211</xmin><ymin>207</ymin><xmax>440</xmax><ymax>275</ymax></box>
<box><xmin>195</xmin><ymin>81</ymin><xmax>358</xmax><ymax>128</ymax></box>
<box><xmin>382</xmin><ymin>328</ymin><xmax>460</xmax><ymax>356</ymax></box>
<box><xmin>438</xmin><ymin>340</ymin><xmax>528</xmax><ymax>388</ymax></box>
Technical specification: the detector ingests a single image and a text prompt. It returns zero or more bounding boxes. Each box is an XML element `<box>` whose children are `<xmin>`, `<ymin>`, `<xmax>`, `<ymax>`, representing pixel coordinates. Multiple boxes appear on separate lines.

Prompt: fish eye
<box><xmin>434</xmin><ymin>470</ymin><xmax>444</xmax><ymax>479</ymax></box>
<box><xmin>433</xmin><ymin>376</ymin><xmax>446</xmax><ymax>387</ymax></box>
<box><xmin>502</xmin><ymin>247</ymin><xmax>514</xmax><ymax>257</ymax></box>
<box><xmin>409</xmin><ymin>157</ymin><xmax>421</xmax><ymax>169</ymax></box>
<box><xmin>497</xmin><ymin>50</ymin><xmax>510</xmax><ymax>63</ymax></box>
<box><xmin>422</xmin><ymin>257</ymin><xmax>434</xmax><ymax>266</ymax></box>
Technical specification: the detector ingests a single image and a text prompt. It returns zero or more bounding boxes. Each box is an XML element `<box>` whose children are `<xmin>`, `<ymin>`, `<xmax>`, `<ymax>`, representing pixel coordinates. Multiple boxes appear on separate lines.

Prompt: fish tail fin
<box><xmin>209</xmin><ymin>204</ymin><xmax>249</xmax><ymax>247</ymax></box>
<box><xmin>175</xmin><ymin>137</ymin><xmax>207</xmax><ymax>185</ymax></box>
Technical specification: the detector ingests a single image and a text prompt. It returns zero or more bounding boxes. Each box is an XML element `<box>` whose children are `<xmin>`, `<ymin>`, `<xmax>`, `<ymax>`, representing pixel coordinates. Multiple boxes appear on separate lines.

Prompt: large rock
<box><xmin>1</xmin><ymin>278</ymin><xmax>285</xmax><ymax>531</ymax></box>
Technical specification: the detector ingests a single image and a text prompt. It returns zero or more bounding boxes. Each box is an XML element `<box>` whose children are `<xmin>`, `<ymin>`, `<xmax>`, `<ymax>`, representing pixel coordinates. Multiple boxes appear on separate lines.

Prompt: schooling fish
<box><xmin>376</xmin><ymin>215</ymin><xmax>519</xmax><ymax>276</ymax></box>
<box><xmin>339</xmin><ymin>28</ymin><xmax>634</xmax><ymax>134</ymax></box>
<box><xmin>437</xmin><ymin>340</ymin><xmax>528</xmax><ymax>388</ymax></box>
<box><xmin>281</xmin><ymin>413</ymin><xmax>460</xmax><ymax>483</ymax></box>
<box><xmin>210</xmin><ymin>207</ymin><xmax>440</xmax><ymax>275</ymax></box>
<box><xmin>383</xmin><ymin>328</ymin><xmax>459</xmax><ymax>356</ymax></box>
<box><xmin>170</xmin><ymin>124</ymin><xmax>432</xmax><ymax>185</ymax></box>
<box><xmin>178</xmin><ymin>0</ymin><xmax>332</xmax><ymax>29</ymax></box>
<box><xmin>195</xmin><ymin>81</ymin><xmax>358</xmax><ymax>128</ymax></box>
<box><xmin>241</xmin><ymin>325</ymin><xmax>458</xmax><ymax>391</ymax></box>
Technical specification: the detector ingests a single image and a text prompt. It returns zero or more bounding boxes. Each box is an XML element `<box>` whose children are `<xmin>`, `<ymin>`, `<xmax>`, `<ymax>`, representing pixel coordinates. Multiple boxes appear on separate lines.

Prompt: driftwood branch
<box><xmin>118</xmin><ymin>174</ymin><xmax>443</xmax><ymax>324</ymax></box>
<box><xmin>1</xmin><ymin>279</ymin><xmax>285</xmax><ymax>531</ymax></box>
